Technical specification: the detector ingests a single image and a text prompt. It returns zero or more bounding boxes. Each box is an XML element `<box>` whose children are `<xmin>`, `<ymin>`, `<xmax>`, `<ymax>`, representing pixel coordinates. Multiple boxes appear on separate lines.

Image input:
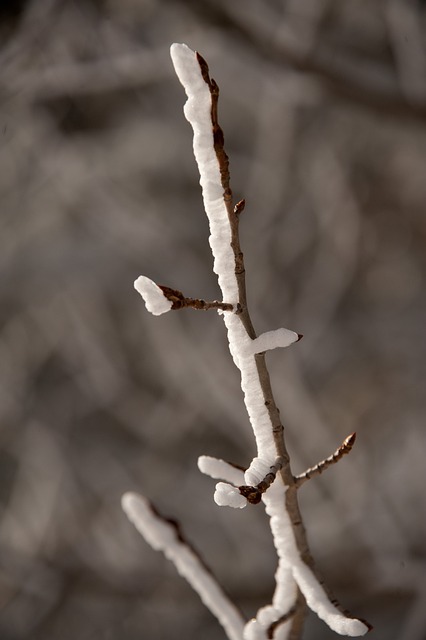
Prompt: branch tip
<box><xmin>344</xmin><ymin>432</ymin><xmax>357</xmax><ymax>449</ymax></box>
<box><xmin>295</xmin><ymin>432</ymin><xmax>358</xmax><ymax>488</ymax></box>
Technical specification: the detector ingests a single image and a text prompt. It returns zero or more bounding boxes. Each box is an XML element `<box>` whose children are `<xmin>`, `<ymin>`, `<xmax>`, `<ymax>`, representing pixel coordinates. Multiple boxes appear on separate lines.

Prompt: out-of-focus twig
<box><xmin>386</xmin><ymin>0</ymin><xmax>426</xmax><ymax>103</ymax></box>
<box><xmin>1</xmin><ymin>51</ymin><xmax>170</xmax><ymax>101</ymax></box>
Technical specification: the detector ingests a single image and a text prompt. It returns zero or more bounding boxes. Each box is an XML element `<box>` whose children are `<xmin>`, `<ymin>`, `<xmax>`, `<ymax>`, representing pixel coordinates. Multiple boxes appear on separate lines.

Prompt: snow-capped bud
<box><xmin>134</xmin><ymin>276</ymin><xmax>173</xmax><ymax>316</ymax></box>
<box><xmin>214</xmin><ymin>482</ymin><xmax>247</xmax><ymax>509</ymax></box>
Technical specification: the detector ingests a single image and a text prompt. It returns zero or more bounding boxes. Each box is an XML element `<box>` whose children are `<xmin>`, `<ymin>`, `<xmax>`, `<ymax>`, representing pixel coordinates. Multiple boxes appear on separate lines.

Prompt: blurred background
<box><xmin>1</xmin><ymin>1</ymin><xmax>425</xmax><ymax>639</ymax></box>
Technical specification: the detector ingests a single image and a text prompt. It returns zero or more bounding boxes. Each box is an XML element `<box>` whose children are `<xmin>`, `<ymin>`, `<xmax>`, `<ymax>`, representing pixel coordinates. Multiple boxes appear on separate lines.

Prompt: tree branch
<box><xmin>294</xmin><ymin>433</ymin><xmax>357</xmax><ymax>489</ymax></box>
<box><xmin>158</xmin><ymin>284</ymin><xmax>236</xmax><ymax>312</ymax></box>
<box><xmin>122</xmin><ymin>493</ymin><xmax>245</xmax><ymax>640</ymax></box>
<box><xmin>125</xmin><ymin>43</ymin><xmax>371</xmax><ymax>640</ymax></box>
<box><xmin>171</xmin><ymin>43</ymin><xmax>369</xmax><ymax>638</ymax></box>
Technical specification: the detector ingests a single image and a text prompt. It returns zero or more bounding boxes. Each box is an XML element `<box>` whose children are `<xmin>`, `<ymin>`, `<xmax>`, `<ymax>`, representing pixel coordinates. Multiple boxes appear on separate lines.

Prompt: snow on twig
<box><xmin>122</xmin><ymin>493</ymin><xmax>245</xmax><ymax>640</ymax></box>
<box><xmin>134</xmin><ymin>276</ymin><xmax>172</xmax><ymax>316</ymax></box>
<box><xmin>250</xmin><ymin>328</ymin><xmax>302</xmax><ymax>354</ymax></box>
<box><xmin>214</xmin><ymin>482</ymin><xmax>247</xmax><ymax>509</ymax></box>
<box><xmin>169</xmin><ymin>42</ymin><xmax>368</xmax><ymax>638</ymax></box>
<box><xmin>170</xmin><ymin>43</ymin><xmax>238</xmax><ymax>304</ymax></box>
<box><xmin>198</xmin><ymin>455</ymin><xmax>245</xmax><ymax>485</ymax></box>
<box><xmin>123</xmin><ymin>43</ymin><xmax>370</xmax><ymax>640</ymax></box>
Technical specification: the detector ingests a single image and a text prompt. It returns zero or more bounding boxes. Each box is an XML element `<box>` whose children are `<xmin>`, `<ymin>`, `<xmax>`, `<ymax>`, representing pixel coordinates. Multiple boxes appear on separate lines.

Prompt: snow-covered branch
<box><xmin>123</xmin><ymin>43</ymin><xmax>370</xmax><ymax>640</ymax></box>
<box><xmin>122</xmin><ymin>493</ymin><xmax>245</xmax><ymax>640</ymax></box>
<box><xmin>198</xmin><ymin>455</ymin><xmax>245</xmax><ymax>485</ymax></box>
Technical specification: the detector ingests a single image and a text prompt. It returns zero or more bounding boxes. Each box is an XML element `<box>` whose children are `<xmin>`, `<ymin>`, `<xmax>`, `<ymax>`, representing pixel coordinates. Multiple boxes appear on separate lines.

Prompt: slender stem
<box><xmin>159</xmin><ymin>284</ymin><xmax>235</xmax><ymax>311</ymax></box>
<box><xmin>184</xmin><ymin>298</ymin><xmax>235</xmax><ymax>311</ymax></box>
<box><xmin>294</xmin><ymin>433</ymin><xmax>357</xmax><ymax>488</ymax></box>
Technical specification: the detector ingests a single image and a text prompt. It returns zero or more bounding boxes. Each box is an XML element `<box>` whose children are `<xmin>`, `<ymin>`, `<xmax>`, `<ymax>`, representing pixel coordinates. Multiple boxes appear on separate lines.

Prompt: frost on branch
<box><xmin>122</xmin><ymin>492</ymin><xmax>245</xmax><ymax>640</ymax></box>
<box><xmin>214</xmin><ymin>482</ymin><xmax>247</xmax><ymax>509</ymax></box>
<box><xmin>122</xmin><ymin>42</ymin><xmax>370</xmax><ymax>640</ymax></box>
<box><xmin>250</xmin><ymin>328</ymin><xmax>302</xmax><ymax>354</ymax></box>
<box><xmin>170</xmin><ymin>42</ymin><xmax>238</xmax><ymax>304</ymax></box>
<box><xmin>134</xmin><ymin>275</ymin><xmax>172</xmax><ymax>315</ymax></box>
<box><xmin>198</xmin><ymin>455</ymin><xmax>245</xmax><ymax>485</ymax></box>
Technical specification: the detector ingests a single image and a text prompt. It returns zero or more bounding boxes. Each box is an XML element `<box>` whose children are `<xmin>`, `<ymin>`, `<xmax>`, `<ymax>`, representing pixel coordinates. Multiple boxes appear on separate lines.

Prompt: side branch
<box><xmin>122</xmin><ymin>493</ymin><xmax>245</xmax><ymax>640</ymax></box>
<box><xmin>134</xmin><ymin>276</ymin><xmax>237</xmax><ymax>314</ymax></box>
<box><xmin>294</xmin><ymin>433</ymin><xmax>357</xmax><ymax>488</ymax></box>
<box><xmin>159</xmin><ymin>285</ymin><xmax>236</xmax><ymax>312</ymax></box>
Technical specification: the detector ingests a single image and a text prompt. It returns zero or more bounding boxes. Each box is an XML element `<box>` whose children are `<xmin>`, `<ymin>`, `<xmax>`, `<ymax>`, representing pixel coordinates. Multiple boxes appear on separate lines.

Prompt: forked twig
<box><xmin>123</xmin><ymin>43</ymin><xmax>370</xmax><ymax>640</ymax></box>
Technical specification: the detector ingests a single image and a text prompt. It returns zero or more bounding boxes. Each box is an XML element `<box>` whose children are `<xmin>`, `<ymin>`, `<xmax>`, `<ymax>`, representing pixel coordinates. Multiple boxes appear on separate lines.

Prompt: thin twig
<box><xmin>294</xmin><ymin>433</ymin><xmax>357</xmax><ymax>488</ymax></box>
<box><xmin>158</xmin><ymin>285</ymin><xmax>236</xmax><ymax>312</ymax></box>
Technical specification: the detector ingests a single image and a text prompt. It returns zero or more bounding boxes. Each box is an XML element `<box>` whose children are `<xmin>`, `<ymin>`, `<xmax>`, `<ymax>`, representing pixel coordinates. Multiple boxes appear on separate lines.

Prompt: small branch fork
<box><xmin>239</xmin><ymin>456</ymin><xmax>284</xmax><ymax>504</ymax></box>
<box><xmin>235</xmin><ymin>434</ymin><xmax>356</xmax><ymax>504</ymax></box>
<box><xmin>126</xmin><ymin>44</ymin><xmax>371</xmax><ymax>640</ymax></box>
<box><xmin>294</xmin><ymin>433</ymin><xmax>357</xmax><ymax>489</ymax></box>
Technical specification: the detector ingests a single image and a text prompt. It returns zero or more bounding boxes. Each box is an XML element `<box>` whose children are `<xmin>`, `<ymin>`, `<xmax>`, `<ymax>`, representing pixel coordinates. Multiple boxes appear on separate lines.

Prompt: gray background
<box><xmin>1</xmin><ymin>1</ymin><xmax>425</xmax><ymax>639</ymax></box>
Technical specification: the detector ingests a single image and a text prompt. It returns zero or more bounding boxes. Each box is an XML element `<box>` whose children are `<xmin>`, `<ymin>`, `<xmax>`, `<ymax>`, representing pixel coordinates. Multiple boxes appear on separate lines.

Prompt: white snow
<box><xmin>170</xmin><ymin>43</ymin><xmax>277</xmax><ymax>460</ymax></box>
<box><xmin>122</xmin><ymin>491</ymin><xmax>175</xmax><ymax>549</ymax></box>
<box><xmin>263</xmin><ymin>482</ymin><xmax>369</xmax><ymax>637</ymax></box>
<box><xmin>250</xmin><ymin>328</ymin><xmax>299</xmax><ymax>354</ymax></box>
<box><xmin>134</xmin><ymin>276</ymin><xmax>172</xmax><ymax>315</ymax></box>
<box><xmin>242</xmin><ymin>482</ymin><xmax>298</xmax><ymax>638</ymax></box>
<box><xmin>170</xmin><ymin>43</ymin><xmax>239</xmax><ymax>304</ymax></box>
<box><xmin>198</xmin><ymin>455</ymin><xmax>245</xmax><ymax>485</ymax></box>
<box><xmin>243</xmin><ymin>619</ymin><xmax>268</xmax><ymax>640</ymax></box>
<box><xmin>223</xmin><ymin>314</ymin><xmax>277</xmax><ymax>460</ymax></box>
<box><xmin>214</xmin><ymin>482</ymin><xmax>247</xmax><ymax>509</ymax></box>
<box><xmin>244</xmin><ymin>456</ymin><xmax>275</xmax><ymax>486</ymax></box>
<box><xmin>122</xmin><ymin>492</ymin><xmax>245</xmax><ymax>640</ymax></box>
<box><xmin>291</xmin><ymin>563</ymin><xmax>369</xmax><ymax>636</ymax></box>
